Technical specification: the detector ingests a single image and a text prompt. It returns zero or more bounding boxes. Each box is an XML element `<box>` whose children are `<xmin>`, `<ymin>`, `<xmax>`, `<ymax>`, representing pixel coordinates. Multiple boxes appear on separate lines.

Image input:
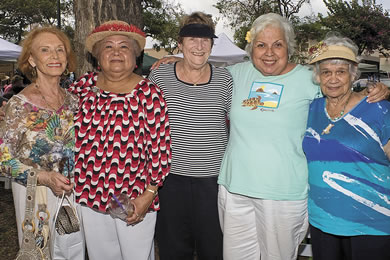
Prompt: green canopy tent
<box><xmin>142</xmin><ymin>53</ymin><xmax>158</xmax><ymax>76</ymax></box>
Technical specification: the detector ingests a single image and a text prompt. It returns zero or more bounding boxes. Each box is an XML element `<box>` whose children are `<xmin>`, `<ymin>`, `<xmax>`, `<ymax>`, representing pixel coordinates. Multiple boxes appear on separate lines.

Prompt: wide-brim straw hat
<box><xmin>85</xmin><ymin>20</ymin><xmax>146</xmax><ymax>54</ymax></box>
<box><xmin>309</xmin><ymin>44</ymin><xmax>358</xmax><ymax>64</ymax></box>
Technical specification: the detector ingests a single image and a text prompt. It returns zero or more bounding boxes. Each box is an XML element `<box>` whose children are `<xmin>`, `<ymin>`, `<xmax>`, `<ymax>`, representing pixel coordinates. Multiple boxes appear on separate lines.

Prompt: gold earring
<box><xmin>63</xmin><ymin>68</ymin><xmax>69</xmax><ymax>76</ymax></box>
<box><xmin>31</xmin><ymin>66</ymin><xmax>37</xmax><ymax>79</ymax></box>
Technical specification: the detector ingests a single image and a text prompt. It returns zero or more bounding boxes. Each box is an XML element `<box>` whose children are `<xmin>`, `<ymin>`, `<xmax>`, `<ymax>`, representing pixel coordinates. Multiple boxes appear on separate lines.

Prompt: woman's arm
<box><xmin>0</xmin><ymin>99</ymin><xmax>72</xmax><ymax>195</ymax></box>
<box><xmin>150</xmin><ymin>56</ymin><xmax>182</xmax><ymax>70</ymax></box>
<box><xmin>0</xmin><ymin>100</ymin><xmax>36</xmax><ymax>184</ymax></box>
<box><xmin>145</xmin><ymin>84</ymin><xmax>172</xmax><ymax>187</ymax></box>
<box><xmin>365</xmin><ymin>82</ymin><xmax>390</xmax><ymax>103</ymax></box>
<box><xmin>125</xmin><ymin>82</ymin><xmax>171</xmax><ymax>225</ymax></box>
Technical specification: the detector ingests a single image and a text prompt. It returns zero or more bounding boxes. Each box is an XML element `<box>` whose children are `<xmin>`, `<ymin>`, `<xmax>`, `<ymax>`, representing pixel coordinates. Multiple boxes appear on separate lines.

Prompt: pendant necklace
<box><xmin>322</xmin><ymin>92</ymin><xmax>352</xmax><ymax>135</ymax></box>
<box><xmin>35</xmin><ymin>84</ymin><xmax>64</xmax><ymax>112</ymax></box>
<box><xmin>182</xmin><ymin>66</ymin><xmax>208</xmax><ymax>86</ymax></box>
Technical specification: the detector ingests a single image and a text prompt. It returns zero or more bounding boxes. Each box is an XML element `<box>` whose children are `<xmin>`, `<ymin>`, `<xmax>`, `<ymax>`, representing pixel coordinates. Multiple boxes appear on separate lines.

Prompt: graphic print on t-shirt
<box><xmin>242</xmin><ymin>82</ymin><xmax>283</xmax><ymax>110</ymax></box>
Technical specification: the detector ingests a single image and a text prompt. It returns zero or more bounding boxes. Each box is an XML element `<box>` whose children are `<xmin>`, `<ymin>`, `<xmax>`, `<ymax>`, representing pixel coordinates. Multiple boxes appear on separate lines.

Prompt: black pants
<box><xmin>310</xmin><ymin>224</ymin><xmax>390</xmax><ymax>260</ymax></box>
<box><xmin>156</xmin><ymin>174</ymin><xmax>223</xmax><ymax>260</ymax></box>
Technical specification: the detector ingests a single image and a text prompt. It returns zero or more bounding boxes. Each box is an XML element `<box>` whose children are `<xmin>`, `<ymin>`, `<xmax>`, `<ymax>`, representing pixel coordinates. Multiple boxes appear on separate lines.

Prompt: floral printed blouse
<box><xmin>0</xmin><ymin>92</ymin><xmax>79</xmax><ymax>184</ymax></box>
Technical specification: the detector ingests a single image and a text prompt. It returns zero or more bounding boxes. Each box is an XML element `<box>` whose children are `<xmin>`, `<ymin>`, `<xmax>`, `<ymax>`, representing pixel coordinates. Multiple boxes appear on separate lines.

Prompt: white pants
<box><xmin>218</xmin><ymin>185</ymin><xmax>308</xmax><ymax>260</ymax></box>
<box><xmin>12</xmin><ymin>182</ymin><xmax>85</xmax><ymax>260</ymax></box>
<box><xmin>81</xmin><ymin>206</ymin><xmax>156</xmax><ymax>260</ymax></box>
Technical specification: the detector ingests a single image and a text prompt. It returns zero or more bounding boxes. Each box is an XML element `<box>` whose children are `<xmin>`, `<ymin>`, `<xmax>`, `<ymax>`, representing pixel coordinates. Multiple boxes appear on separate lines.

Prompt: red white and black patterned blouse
<box><xmin>69</xmin><ymin>72</ymin><xmax>171</xmax><ymax>212</ymax></box>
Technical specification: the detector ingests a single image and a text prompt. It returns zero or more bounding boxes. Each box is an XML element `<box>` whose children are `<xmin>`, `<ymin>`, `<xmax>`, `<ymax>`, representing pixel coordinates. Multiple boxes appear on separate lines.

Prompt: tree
<box><xmin>73</xmin><ymin>0</ymin><xmax>187</xmax><ymax>76</ymax></box>
<box><xmin>292</xmin><ymin>15</ymin><xmax>328</xmax><ymax>63</ymax></box>
<box><xmin>142</xmin><ymin>0</ymin><xmax>184</xmax><ymax>55</ymax></box>
<box><xmin>0</xmin><ymin>0</ymin><xmax>72</xmax><ymax>43</ymax></box>
<box><xmin>214</xmin><ymin>0</ymin><xmax>310</xmax><ymax>48</ymax></box>
<box><xmin>73</xmin><ymin>0</ymin><xmax>143</xmax><ymax>76</ymax></box>
<box><xmin>321</xmin><ymin>0</ymin><xmax>390</xmax><ymax>55</ymax></box>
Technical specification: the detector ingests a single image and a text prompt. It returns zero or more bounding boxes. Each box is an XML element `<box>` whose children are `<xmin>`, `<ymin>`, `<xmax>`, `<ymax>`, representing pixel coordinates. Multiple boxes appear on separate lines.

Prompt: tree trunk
<box><xmin>73</xmin><ymin>0</ymin><xmax>143</xmax><ymax>77</ymax></box>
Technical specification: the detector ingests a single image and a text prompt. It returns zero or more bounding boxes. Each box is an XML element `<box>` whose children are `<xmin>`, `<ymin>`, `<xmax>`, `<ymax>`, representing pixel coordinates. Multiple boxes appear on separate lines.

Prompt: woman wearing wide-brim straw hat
<box><xmin>69</xmin><ymin>20</ymin><xmax>171</xmax><ymax>260</ymax></box>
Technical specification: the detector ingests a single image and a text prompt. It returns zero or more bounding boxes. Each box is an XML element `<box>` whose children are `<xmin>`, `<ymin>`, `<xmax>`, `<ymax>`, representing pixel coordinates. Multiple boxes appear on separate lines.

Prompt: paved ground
<box><xmin>0</xmin><ymin>185</ymin><xmax>19</xmax><ymax>259</ymax></box>
<box><xmin>0</xmin><ymin>185</ymin><xmax>311</xmax><ymax>260</ymax></box>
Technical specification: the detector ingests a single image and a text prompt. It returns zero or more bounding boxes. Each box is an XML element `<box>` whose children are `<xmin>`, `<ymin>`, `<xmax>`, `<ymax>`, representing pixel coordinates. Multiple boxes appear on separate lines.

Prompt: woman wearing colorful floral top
<box><xmin>0</xmin><ymin>27</ymin><xmax>85</xmax><ymax>259</ymax></box>
<box><xmin>69</xmin><ymin>21</ymin><xmax>171</xmax><ymax>260</ymax></box>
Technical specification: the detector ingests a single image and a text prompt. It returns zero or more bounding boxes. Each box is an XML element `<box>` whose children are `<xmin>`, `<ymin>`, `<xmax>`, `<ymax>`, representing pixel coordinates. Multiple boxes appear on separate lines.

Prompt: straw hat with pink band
<box><xmin>85</xmin><ymin>20</ymin><xmax>146</xmax><ymax>54</ymax></box>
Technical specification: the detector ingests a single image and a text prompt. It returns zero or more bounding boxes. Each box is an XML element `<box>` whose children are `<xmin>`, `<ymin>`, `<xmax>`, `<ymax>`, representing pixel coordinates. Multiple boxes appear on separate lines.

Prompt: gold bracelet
<box><xmin>146</xmin><ymin>188</ymin><xmax>158</xmax><ymax>197</ymax></box>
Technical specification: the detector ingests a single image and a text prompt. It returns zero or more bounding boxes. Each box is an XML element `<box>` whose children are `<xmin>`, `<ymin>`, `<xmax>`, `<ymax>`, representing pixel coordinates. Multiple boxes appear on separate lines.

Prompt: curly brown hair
<box><xmin>17</xmin><ymin>26</ymin><xmax>76</xmax><ymax>82</ymax></box>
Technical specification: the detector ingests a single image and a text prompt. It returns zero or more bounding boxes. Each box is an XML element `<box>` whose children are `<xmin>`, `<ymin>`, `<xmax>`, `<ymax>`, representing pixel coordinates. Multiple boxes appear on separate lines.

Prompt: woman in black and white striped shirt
<box><xmin>148</xmin><ymin>12</ymin><xmax>232</xmax><ymax>260</ymax></box>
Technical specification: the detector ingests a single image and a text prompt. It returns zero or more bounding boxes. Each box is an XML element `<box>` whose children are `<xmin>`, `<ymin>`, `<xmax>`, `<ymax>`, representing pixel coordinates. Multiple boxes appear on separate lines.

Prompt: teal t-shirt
<box><xmin>218</xmin><ymin>62</ymin><xmax>320</xmax><ymax>200</ymax></box>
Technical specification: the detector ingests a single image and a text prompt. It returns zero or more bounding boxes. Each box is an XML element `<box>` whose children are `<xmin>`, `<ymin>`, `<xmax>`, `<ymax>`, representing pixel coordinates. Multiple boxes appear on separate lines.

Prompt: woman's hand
<box><xmin>150</xmin><ymin>56</ymin><xmax>183</xmax><ymax>70</ymax></box>
<box><xmin>125</xmin><ymin>186</ymin><xmax>157</xmax><ymax>225</ymax></box>
<box><xmin>366</xmin><ymin>82</ymin><xmax>390</xmax><ymax>103</ymax></box>
<box><xmin>37</xmin><ymin>170</ymin><xmax>73</xmax><ymax>196</ymax></box>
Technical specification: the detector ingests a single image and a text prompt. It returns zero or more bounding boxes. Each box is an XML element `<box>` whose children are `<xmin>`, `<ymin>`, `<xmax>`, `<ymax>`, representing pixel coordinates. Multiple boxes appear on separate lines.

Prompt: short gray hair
<box><xmin>312</xmin><ymin>33</ymin><xmax>360</xmax><ymax>84</ymax></box>
<box><xmin>245</xmin><ymin>13</ymin><xmax>296</xmax><ymax>59</ymax></box>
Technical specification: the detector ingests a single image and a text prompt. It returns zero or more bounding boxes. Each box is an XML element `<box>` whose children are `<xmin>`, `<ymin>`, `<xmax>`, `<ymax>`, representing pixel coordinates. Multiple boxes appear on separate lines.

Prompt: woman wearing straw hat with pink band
<box><xmin>68</xmin><ymin>21</ymin><xmax>171</xmax><ymax>260</ymax></box>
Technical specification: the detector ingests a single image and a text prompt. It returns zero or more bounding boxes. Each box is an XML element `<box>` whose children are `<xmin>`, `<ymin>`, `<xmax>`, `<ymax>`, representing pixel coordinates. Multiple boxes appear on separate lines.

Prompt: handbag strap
<box><xmin>20</xmin><ymin>170</ymin><xmax>38</xmax><ymax>249</ymax></box>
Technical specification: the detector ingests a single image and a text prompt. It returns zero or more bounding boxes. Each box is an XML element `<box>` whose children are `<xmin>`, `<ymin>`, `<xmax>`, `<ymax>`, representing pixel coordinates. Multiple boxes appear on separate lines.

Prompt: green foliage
<box><xmin>0</xmin><ymin>0</ymin><xmax>72</xmax><ymax>43</ymax></box>
<box><xmin>142</xmin><ymin>0</ymin><xmax>184</xmax><ymax>54</ymax></box>
<box><xmin>214</xmin><ymin>0</ymin><xmax>310</xmax><ymax>47</ymax></box>
<box><xmin>214</xmin><ymin>0</ymin><xmax>275</xmax><ymax>47</ymax></box>
<box><xmin>0</xmin><ymin>0</ymin><xmax>183</xmax><ymax>55</ymax></box>
<box><xmin>321</xmin><ymin>0</ymin><xmax>390</xmax><ymax>55</ymax></box>
<box><xmin>293</xmin><ymin>15</ymin><xmax>328</xmax><ymax>62</ymax></box>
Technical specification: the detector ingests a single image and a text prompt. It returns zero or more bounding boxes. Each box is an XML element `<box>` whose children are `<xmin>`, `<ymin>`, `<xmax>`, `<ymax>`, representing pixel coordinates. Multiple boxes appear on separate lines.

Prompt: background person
<box><xmin>69</xmin><ymin>20</ymin><xmax>171</xmax><ymax>260</ymax></box>
<box><xmin>3</xmin><ymin>75</ymin><xmax>25</xmax><ymax>100</ymax></box>
<box><xmin>148</xmin><ymin>11</ymin><xmax>232</xmax><ymax>260</ymax></box>
<box><xmin>0</xmin><ymin>26</ymin><xmax>84</xmax><ymax>259</ymax></box>
<box><xmin>303</xmin><ymin>34</ymin><xmax>390</xmax><ymax>260</ymax></box>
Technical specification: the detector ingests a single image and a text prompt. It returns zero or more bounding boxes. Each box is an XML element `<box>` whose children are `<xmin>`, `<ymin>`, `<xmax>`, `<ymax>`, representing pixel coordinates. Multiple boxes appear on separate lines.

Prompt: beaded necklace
<box><xmin>326</xmin><ymin>91</ymin><xmax>352</xmax><ymax>121</ymax></box>
<box><xmin>322</xmin><ymin>92</ymin><xmax>352</xmax><ymax>135</ymax></box>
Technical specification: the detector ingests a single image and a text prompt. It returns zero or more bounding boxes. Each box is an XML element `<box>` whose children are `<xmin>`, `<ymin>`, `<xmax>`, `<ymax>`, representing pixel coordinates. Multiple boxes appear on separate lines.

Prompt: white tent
<box><xmin>0</xmin><ymin>38</ymin><xmax>22</xmax><ymax>62</ymax></box>
<box><xmin>172</xmin><ymin>32</ymin><xmax>248</xmax><ymax>67</ymax></box>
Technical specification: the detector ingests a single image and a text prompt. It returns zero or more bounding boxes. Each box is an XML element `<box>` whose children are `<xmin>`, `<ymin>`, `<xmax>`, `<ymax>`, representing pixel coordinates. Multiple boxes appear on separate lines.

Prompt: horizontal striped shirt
<box><xmin>148</xmin><ymin>63</ymin><xmax>232</xmax><ymax>177</ymax></box>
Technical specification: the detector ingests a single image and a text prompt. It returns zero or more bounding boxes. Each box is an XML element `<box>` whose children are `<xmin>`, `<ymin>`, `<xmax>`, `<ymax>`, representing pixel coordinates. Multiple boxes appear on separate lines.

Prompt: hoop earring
<box><xmin>63</xmin><ymin>68</ymin><xmax>69</xmax><ymax>76</ymax></box>
<box><xmin>31</xmin><ymin>66</ymin><xmax>37</xmax><ymax>79</ymax></box>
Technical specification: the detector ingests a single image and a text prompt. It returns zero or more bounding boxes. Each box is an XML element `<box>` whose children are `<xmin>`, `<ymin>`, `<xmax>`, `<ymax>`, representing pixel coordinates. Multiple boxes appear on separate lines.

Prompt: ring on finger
<box><xmin>135</xmin><ymin>212</ymin><xmax>140</xmax><ymax>218</ymax></box>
